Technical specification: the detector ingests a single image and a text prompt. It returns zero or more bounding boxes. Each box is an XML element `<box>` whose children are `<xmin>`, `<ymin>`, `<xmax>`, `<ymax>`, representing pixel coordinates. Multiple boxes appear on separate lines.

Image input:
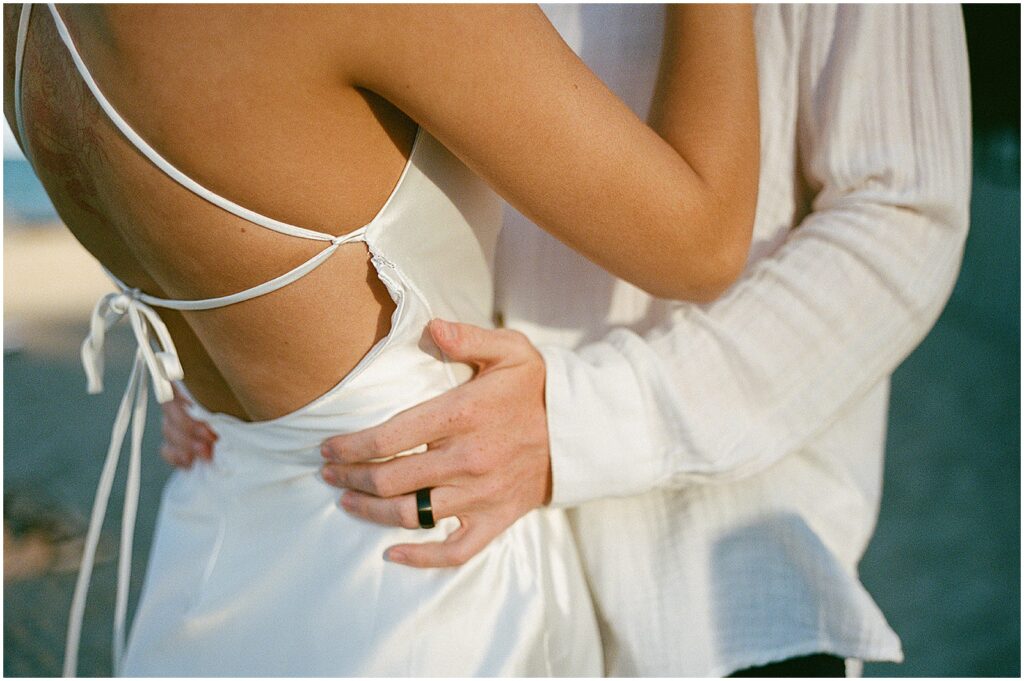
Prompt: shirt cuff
<box><xmin>538</xmin><ymin>338</ymin><xmax>666</xmax><ymax>508</ymax></box>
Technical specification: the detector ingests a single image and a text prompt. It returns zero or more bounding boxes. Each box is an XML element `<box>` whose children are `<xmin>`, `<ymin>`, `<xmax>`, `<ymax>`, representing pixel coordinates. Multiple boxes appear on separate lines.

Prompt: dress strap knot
<box><xmin>81</xmin><ymin>289</ymin><xmax>184</xmax><ymax>405</ymax></box>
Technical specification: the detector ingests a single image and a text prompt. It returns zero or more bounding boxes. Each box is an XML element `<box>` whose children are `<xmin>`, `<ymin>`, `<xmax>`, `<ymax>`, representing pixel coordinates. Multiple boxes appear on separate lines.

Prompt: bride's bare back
<box><xmin>3</xmin><ymin>5</ymin><xmax>413</xmax><ymax>420</ymax></box>
<box><xmin>4</xmin><ymin>4</ymin><xmax>759</xmax><ymax>422</ymax></box>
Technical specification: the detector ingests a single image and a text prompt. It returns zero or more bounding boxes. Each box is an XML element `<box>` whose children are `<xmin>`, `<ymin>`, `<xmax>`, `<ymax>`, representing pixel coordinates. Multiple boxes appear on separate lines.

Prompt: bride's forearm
<box><xmin>649</xmin><ymin>4</ymin><xmax>760</xmax><ymax>295</ymax></box>
<box><xmin>338</xmin><ymin>4</ymin><xmax>758</xmax><ymax>302</ymax></box>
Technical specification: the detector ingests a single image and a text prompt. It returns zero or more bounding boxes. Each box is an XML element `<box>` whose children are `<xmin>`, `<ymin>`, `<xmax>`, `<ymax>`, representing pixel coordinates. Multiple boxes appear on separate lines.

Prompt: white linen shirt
<box><xmin>497</xmin><ymin>4</ymin><xmax>971</xmax><ymax>676</ymax></box>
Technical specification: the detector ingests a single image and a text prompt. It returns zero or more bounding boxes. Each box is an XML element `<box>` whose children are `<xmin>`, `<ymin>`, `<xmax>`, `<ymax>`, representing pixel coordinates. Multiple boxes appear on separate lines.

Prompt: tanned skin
<box><xmin>4</xmin><ymin>5</ymin><xmax>757</xmax><ymax>424</ymax></box>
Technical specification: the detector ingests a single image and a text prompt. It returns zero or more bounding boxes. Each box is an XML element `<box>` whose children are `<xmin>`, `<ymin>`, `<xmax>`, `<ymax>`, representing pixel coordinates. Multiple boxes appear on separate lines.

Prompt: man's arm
<box><xmin>544</xmin><ymin>3</ymin><xmax>971</xmax><ymax>505</ymax></box>
<box><xmin>317</xmin><ymin>4</ymin><xmax>970</xmax><ymax>563</ymax></box>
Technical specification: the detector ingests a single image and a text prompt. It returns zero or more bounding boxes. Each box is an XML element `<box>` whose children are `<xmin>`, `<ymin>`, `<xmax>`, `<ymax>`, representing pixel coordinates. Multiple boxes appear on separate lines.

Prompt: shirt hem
<box><xmin>704</xmin><ymin>637</ymin><xmax>904</xmax><ymax>679</ymax></box>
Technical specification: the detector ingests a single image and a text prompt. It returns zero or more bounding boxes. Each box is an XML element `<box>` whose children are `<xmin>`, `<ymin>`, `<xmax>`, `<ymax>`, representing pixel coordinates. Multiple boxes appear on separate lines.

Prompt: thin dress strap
<box><xmin>11</xmin><ymin>5</ymin><xmax>407</xmax><ymax>676</ymax></box>
<box><xmin>102</xmin><ymin>228</ymin><xmax>368</xmax><ymax>312</ymax></box>
<box><xmin>13</xmin><ymin>3</ymin><xmax>33</xmax><ymax>163</ymax></box>
<box><xmin>45</xmin><ymin>3</ymin><xmax>336</xmax><ymax>244</ymax></box>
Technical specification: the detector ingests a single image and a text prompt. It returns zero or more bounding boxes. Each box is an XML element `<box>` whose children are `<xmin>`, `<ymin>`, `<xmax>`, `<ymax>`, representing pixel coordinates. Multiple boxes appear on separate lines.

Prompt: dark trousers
<box><xmin>729</xmin><ymin>653</ymin><xmax>847</xmax><ymax>677</ymax></box>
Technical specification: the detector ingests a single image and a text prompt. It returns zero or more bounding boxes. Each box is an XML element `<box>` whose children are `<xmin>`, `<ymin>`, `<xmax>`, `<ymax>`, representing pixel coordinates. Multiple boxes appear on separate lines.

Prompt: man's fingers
<box><xmin>340</xmin><ymin>486</ymin><xmax>464</xmax><ymax>529</ymax></box>
<box><xmin>321</xmin><ymin>390</ymin><xmax>461</xmax><ymax>463</ymax></box>
<box><xmin>161</xmin><ymin>417</ymin><xmax>207</xmax><ymax>459</ymax></box>
<box><xmin>428</xmin><ymin>319</ymin><xmax>529</xmax><ymax>369</ymax></box>
<box><xmin>162</xmin><ymin>414</ymin><xmax>215</xmax><ymax>460</ymax></box>
<box><xmin>385</xmin><ymin>519</ymin><xmax>497</xmax><ymax>568</ymax></box>
<box><xmin>192</xmin><ymin>420</ymin><xmax>219</xmax><ymax>443</ymax></box>
<box><xmin>161</xmin><ymin>391</ymin><xmax>217</xmax><ymax>465</ymax></box>
<box><xmin>161</xmin><ymin>398</ymin><xmax>191</xmax><ymax>428</ymax></box>
<box><xmin>321</xmin><ymin>321</ymin><xmax>539</xmax><ymax>464</ymax></box>
<box><xmin>160</xmin><ymin>443</ymin><xmax>194</xmax><ymax>469</ymax></box>
<box><xmin>162</xmin><ymin>395</ymin><xmax>218</xmax><ymax>444</ymax></box>
<box><xmin>321</xmin><ymin>448</ymin><xmax>462</xmax><ymax>498</ymax></box>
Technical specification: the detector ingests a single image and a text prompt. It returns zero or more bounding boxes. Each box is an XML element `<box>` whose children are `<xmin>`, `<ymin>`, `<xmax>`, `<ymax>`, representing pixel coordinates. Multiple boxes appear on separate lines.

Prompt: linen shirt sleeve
<box><xmin>543</xmin><ymin>4</ymin><xmax>972</xmax><ymax>507</ymax></box>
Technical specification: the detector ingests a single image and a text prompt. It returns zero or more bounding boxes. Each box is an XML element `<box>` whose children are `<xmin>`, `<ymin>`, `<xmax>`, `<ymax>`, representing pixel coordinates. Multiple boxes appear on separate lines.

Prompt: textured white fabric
<box><xmin>16</xmin><ymin>6</ymin><xmax>601</xmax><ymax>675</ymax></box>
<box><xmin>499</xmin><ymin>4</ymin><xmax>971</xmax><ymax>676</ymax></box>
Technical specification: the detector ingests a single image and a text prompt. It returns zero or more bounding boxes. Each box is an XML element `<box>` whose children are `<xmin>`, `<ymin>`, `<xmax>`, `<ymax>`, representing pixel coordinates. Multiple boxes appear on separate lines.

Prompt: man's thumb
<box><xmin>429</xmin><ymin>319</ymin><xmax>512</xmax><ymax>368</ymax></box>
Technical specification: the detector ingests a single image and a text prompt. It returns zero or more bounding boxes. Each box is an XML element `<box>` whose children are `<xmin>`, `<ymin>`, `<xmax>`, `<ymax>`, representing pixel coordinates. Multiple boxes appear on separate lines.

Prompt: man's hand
<box><xmin>159</xmin><ymin>385</ymin><xmax>218</xmax><ymax>468</ymax></box>
<box><xmin>157</xmin><ymin>319</ymin><xmax>552</xmax><ymax>568</ymax></box>
<box><xmin>320</xmin><ymin>319</ymin><xmax>552</xmax><ymax>568</ymax></box>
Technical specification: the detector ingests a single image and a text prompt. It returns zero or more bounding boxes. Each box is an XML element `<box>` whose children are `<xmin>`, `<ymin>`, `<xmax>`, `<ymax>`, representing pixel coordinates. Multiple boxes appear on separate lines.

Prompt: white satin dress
<box><xmin>14</xmin><ymin>4</ymin><xmax>601</xmax><ymax>677</ymax></box>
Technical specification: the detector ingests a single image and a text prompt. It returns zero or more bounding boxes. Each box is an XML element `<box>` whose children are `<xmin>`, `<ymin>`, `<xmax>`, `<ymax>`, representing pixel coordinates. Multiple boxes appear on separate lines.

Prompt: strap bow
<box><xmin>81</xmin><ymin>289</ymin><xmax>184</xmax><ymax>404</ymax></box>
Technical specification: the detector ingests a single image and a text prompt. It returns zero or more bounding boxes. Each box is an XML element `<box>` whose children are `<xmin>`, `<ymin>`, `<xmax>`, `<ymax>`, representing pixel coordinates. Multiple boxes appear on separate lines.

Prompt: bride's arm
<box><xmin>648</xmin><ymin>4</ymin><xmax>760</xmax><ymax>291</ymax></box>
<box><xmin>337</xmin><ymin>4</ymin><xmax>757</xmax><ymax>302</ymax></box>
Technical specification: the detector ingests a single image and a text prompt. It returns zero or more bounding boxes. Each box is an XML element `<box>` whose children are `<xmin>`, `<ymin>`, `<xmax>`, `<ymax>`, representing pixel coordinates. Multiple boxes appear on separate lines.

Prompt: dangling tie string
<box><xmin>65</xmin><ymin>289</ymin><xmax>183</xmax><ymax>677</ymax></box>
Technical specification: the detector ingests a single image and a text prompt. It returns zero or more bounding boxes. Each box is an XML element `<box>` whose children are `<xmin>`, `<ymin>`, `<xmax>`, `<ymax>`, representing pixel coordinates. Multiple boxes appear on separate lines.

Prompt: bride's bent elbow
<box><xmin>639</xmin><ymin>223</ymin><xmax>752</xmax><ymax>303</ymax></box>
<box><xmin>641</xmin><ymin>181</ymin><xmax>757</xmax><ymax>303</ymax></box>
<box><xmin>687</xmin><ymin>240</ymin><xmax>749</xmax><ymax>303</ymax></box>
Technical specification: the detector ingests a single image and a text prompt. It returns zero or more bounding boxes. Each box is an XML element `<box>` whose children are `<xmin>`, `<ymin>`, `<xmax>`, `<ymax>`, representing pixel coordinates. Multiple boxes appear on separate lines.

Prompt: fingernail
<box><xmin>320</xmin><ymin>444</ymin><xmax>333</xmax><ymax>460</ymax></box>
<box><xmin>386</xmin><ymin>549</ymin><xmax>407</xmax><ymax>563</ymax></box>
<box><xmin>321</xmin><ymin>467</ymin><xmax>337</xmax><ymax>485</ymax></box>
<box><xmin>432</xmin><ymin>319</ymin><xmax>451</xmax><ymax>343</ymax></box>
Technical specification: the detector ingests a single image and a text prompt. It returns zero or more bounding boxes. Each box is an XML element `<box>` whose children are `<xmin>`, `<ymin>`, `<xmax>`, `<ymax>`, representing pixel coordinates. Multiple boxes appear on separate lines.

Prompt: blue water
<box><xmin>4</xmin><ymin>159</ymin><xmax>57</xmax><ymax>223</ymax></box>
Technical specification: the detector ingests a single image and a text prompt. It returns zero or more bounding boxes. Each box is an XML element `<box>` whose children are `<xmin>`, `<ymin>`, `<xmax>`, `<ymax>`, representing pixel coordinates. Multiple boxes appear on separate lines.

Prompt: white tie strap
<box><xmin>81</xmin><ymin>289</ymin><xmax>184</xmax><ymax>404</ymax></box>
<box><xmin>64</xmin><ymin>349</ymin><xmax>149</xmax><ymax>678</ymax></box>
<box><xmin>66</xmin><ymin>287</ymin><xmax>185</xmax><ymax>677</ymax></box>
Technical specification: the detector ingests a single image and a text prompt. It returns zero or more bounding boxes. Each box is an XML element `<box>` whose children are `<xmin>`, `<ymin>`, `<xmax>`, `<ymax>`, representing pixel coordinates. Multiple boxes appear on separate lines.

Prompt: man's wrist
<box><xmin>538</xmin><ymin>339</ymin><xmax>666</xmax><ymax>508</ymax></box>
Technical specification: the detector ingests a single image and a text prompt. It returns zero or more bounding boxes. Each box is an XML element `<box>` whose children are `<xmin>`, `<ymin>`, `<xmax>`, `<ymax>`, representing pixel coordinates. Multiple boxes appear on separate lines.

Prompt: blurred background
<box><xmin>3</xmin><ymin>4</ymin><xmax>1020</xmax><ymax>677</ymax></box>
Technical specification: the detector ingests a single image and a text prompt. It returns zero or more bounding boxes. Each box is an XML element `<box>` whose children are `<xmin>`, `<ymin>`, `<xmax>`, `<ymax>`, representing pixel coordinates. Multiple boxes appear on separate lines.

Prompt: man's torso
<box><xmin>496</xmin><ymin>5</ymin><xmax>901</xmax><ymax>675</ymax></box>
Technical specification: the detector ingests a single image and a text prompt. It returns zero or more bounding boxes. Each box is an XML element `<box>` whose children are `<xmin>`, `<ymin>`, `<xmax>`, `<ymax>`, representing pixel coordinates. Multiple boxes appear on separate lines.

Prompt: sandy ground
<box><xmin>4</xmin><ymin>223</ymin><xmax>112</xmax><ymax>310</ymax></box>
<box><xmin>3</xmin><ymin>162</ymin><xmax>1020</xmax><ymax>676</ymax></box>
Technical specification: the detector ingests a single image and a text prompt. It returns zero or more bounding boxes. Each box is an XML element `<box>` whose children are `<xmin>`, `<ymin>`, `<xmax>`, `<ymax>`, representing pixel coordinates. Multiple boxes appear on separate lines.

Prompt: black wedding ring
<box><xmin>416</xmin><ymin>487</ymin><xmax>435</xmax><ymax>529</ymax></box>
